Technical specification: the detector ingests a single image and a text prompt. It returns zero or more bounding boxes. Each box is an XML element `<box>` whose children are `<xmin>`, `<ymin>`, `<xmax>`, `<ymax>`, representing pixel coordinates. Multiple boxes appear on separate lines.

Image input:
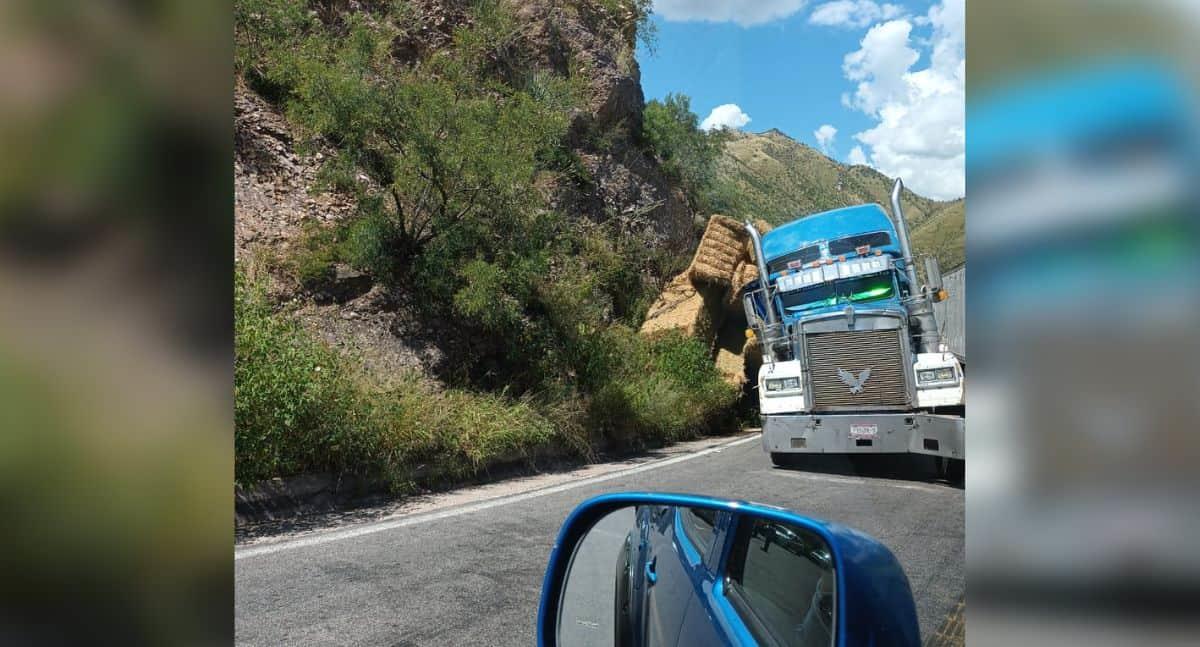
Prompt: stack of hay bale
<box><xmin>640</xmin><ymin>216</ymin><xmax>772</xmax><ymax>387</ymax></box>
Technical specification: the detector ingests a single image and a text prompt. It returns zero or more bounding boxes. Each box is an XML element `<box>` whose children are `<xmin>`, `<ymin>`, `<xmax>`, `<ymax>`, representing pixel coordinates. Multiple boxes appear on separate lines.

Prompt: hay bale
<box><xmin>701</xmin><ymin>228</ymin><xmax>745</xmax><ymax>251</ymax></box>
<box><xmin>715</xmin><ymin>347</ymin><xmax>747</xmax><ymax>387</ymax></box>
<box><xmin>640</xmin><ymin>273</ymin><xmax>724</xmax><ymax>342</ymax></box>
<box><xmin>708</xmin><ymin>215</ymin><xmax>747</xmax><ymax>237</ymax></box>
<box><xmin>639</xmin><ymin>214</ymin><xmax>771</xmax><ymax>388</ymax></box>
<box><xmin>687</xmin><ymin>215</ymin><xmax>752</xmax><ymax>287</ymax></box>
<box><xmin>742</xmin><ymin>335</ymin><xmax>763</xmax><ymax>380</ymax></box>
<box><xmin>640</xmin><ymin>274</ymin><xmax>699</xmax><ymax>334</ymax></box>
<box><xmin>726</xmin><ymin>261</ymin><xmax>760</xmax><ymax>312</ymax></box>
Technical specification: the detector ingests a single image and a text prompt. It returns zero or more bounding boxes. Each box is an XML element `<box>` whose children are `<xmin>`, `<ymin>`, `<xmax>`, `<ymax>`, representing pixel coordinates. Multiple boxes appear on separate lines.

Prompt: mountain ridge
<box><xmin>712</xmin><ymin>128</ymin><xmax>964</xmax><ymax>271</ymax></box>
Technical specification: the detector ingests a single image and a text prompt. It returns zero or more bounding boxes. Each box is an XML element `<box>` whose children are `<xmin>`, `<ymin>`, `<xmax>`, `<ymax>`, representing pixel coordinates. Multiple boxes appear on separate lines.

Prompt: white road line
<box><xmin>236</xmin><ymin>433</ymin><xmax>762</xmax><ymax>560</ymax></box>
<box><xmin>767</xmin><ymin>469</ymin><xmax>947</xmax><ymax>492</ymax></box>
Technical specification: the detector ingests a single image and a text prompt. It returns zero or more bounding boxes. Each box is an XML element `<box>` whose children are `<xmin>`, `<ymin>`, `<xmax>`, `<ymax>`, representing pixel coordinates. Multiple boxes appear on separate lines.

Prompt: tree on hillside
<box><xmin>239</xmin><ymin>5</ymin><xmax>576</xmax><ymax>282</ymax></box>
<box><xmin>641</xmin><ymin>93</ymin><xmax>727</xmax><ymax>212</ymax></box>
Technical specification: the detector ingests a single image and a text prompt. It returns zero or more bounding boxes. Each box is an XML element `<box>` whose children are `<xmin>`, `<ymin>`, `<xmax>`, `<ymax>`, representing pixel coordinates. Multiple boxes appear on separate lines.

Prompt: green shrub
<box><xmin>236</xmin><ymin>269</ymin><xmax>591</xmax><ymax>488</ymax></box>
<box><xmin>641</xmin><ymin>93</ymin><xmax>728</xmax><ymax>211</ymax></box>
<box><xmin>584</xmin><ymin>330</ymin><xmax>737</xmax><ymax>447</ymax></box>
<box><xmin>235</xmin><ymin>268</ymin><xmax>370</xmax><ymax>483</ymax></box>
<box><xmin>278</xmin><ymin>219</ymin><xmax>344</xmax><ymax>290</ymax></box>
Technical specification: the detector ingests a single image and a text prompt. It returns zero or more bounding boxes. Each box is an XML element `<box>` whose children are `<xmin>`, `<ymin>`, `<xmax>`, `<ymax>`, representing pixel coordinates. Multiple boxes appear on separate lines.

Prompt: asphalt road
<box><xmin>559</xmin><ymin>507</ymin><xmax>634</xmax><ymax>647</ymax></box>
<box><xmin>235</xmin><ymin>433</ymin><xmax>964</xmax><ymax>645</ymax></box>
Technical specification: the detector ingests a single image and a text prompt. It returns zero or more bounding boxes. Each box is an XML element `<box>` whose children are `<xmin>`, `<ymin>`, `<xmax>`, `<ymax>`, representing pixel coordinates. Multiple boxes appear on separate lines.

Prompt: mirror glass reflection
<box><xmin>558</xmin><ymin>505</ymin><xmax>835</xmax><ymax>647</ymax></box>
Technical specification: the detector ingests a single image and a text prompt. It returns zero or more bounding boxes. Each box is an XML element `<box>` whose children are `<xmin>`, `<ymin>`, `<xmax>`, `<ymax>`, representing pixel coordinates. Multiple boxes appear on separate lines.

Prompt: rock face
<box><xmin>509</xmin><ymin>0</ymin><xmax>695</xmax><ymax>255</ymax></box>
<box><xmin>234</xmin><ymin>84</ymin><xmax>355</xmax><ymax>262</ymax></box>
<box><xmin>235</xmin><ymin>81</ymin><xmax>445</xmax><ymax>381</ymax></box>
<box><xmin>234</xmin><ymin>1</ymin><xmax>696</xmax><ymax>382</ymax></box>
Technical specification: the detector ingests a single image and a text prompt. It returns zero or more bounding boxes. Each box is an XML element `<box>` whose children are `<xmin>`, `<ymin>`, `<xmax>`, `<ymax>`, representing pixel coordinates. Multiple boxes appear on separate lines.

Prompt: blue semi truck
<box><xmin>741</xmin><ymin>180</ymin><xmax>965</xmax><ymax>474</ymax></box>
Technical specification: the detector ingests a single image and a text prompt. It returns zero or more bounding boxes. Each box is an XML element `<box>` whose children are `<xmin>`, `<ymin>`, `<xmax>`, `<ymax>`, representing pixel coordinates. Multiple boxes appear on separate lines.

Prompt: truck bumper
<box><xmin>762</xmin><ymin>413</ymin><xmax>964</xmax><ymax>459</ymax></box>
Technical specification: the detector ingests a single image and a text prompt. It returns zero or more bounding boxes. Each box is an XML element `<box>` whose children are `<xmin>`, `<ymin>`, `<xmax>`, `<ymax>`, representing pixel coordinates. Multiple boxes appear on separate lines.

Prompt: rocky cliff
<box><xmin>234</xmin><ymin>0</ymin><xmax>695</xmax><ymax>383</ymax></box>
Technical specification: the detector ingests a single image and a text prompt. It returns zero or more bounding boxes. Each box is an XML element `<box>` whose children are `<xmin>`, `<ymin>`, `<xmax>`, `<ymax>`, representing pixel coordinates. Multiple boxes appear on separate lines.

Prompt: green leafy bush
<box><xmin>279</xmin><ymin>219</ymin><xmax>344</xmax><ymax>290</ymax></box>
<box><xmin>235</xmin><ymin>268</ymin><xmax>368</xmax><ymax>483</ymax></box>
<box><xmin>585</xmin><ymin>329</ymin><xmax>737</xmax><ymax>447</ymax></box>
<box><xmin>641</xmin><ymin>93</ymin><xmax>727</xmax><ymax>211</ymax></box>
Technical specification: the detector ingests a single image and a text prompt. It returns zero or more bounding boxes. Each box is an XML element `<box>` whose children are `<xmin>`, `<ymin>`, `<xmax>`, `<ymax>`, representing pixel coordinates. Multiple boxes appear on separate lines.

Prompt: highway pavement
<box><xmin>235</xmin><ymin>432</ymin><xmax>964</xmax><ymax>645</ymax></box>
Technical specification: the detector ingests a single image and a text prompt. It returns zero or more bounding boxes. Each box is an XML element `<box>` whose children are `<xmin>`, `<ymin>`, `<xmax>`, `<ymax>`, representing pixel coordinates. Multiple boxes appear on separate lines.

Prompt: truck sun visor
<box><xmin>775</xmin><ymin>255</ymin><xmax>892</xmax><ymax>293</ymax></box>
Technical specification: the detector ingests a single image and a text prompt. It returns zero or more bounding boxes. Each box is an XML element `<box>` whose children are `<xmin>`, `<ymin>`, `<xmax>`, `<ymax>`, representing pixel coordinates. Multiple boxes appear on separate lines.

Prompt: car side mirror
<box><xmin>537</xmin><ymin>492</ymin><xmax>920</xmax><ymax>646</ymax></box>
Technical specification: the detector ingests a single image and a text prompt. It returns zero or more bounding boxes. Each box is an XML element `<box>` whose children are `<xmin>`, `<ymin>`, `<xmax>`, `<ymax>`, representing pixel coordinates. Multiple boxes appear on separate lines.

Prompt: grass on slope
<box><xmin>713</xmin><ymin>130</ymin><xmax>965</xmax><ymax>270</ymax></box>
<box><xmin>235</xmin><ymin>269</ymin><xmax>736</xmax><ymax>489</ymax></box>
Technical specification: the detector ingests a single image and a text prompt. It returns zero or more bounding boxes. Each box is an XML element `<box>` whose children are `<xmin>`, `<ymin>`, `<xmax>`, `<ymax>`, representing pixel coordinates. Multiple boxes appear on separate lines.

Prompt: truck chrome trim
<box><xmin>805</xmin><ymin>329</ymin><xmax>910</xmax><ymax>411</ymax></box>
<box><xmin>798</xmin><ymin>309</ymin><xmax>903</xmax><ymax>333</ymax></box>
<box><xmin>889</xmin><ymin>178</ymin><xmax>943</xmax><ymax>353</ymax></box>
<box><xmin>743</xmin><ymin>222</ymin><xmax>777</xmax><ymax>329</ymax></box>
<box><xmin>889</xmin><ymin>179</ymin><xmax>920</xmax><ymax>290</ymax></box>
<box><xmin>762</xmin><ymin>413</ymin><xmax>965</xmax><ymax>459</ymax></box>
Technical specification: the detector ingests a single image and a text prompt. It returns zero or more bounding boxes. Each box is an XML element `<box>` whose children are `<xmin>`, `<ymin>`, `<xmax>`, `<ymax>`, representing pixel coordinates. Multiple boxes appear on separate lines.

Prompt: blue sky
<box><xmin>637</xmin><ymin>0</ymin><xmax>965</xmax><ymax>200</ymax></box>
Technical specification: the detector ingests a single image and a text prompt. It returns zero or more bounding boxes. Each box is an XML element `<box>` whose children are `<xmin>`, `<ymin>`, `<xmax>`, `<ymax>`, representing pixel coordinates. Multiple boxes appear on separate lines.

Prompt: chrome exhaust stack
<box><xmin>743</xmin><ymin>222</ymin><xmax>778</xmax><ymax>329</ymax></box>
<box><xmin>889</xmin><ymin>178</ymin><xmax>942</xmax><ymax>353</ymax></box>
<box><xmin>890</xmin><ymin>179</ymin><xmax>920</xmax><ymax>290</ymax></box>
<box><xmin>744</xmin><ymin>221</ymin><xmax>782</xmax><ymax>361</ymax></box>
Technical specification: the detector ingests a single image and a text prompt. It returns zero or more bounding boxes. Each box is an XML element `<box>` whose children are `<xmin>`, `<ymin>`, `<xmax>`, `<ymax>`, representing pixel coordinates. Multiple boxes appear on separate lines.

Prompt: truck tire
<box><xmin>945</xmin><ymin>458</ymin><xmax>965</xmax><ymax>483</ymax></box>
<box><xmin>770</xmin><ymin>452</ymin><xmax>796</xmax><ymax>468</ymax></box>
<box><xmin>937</xmin><ymin>457</ymin><xmax>964</xmax><ymax>483</ymax></box>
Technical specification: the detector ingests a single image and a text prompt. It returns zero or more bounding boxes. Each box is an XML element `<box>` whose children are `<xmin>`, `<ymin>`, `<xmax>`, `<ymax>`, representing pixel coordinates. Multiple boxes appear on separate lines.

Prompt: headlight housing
<box><xmin>917</xmin><ymin>367</ymin><xmax>958</xmax><ymax>386</ymax></box>
<box><xmin>764</xmin><ymin>377</ymin><xmax>802</xmax><ymax>392</ymax></box>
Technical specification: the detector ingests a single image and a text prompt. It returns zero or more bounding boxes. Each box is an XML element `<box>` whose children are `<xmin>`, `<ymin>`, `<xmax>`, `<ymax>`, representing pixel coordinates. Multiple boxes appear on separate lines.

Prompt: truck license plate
<box><xmin>849</xmin><ymin>424</ymin><xmax>878</xmax><ymax>439</ymax></box>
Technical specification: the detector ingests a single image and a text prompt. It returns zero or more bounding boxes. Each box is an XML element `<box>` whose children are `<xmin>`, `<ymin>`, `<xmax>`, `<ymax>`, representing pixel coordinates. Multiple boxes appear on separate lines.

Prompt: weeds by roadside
<box><xmin>235</xmin><ymin>270</ymin><xmax>735</xmax><ymax>490</ymax></box>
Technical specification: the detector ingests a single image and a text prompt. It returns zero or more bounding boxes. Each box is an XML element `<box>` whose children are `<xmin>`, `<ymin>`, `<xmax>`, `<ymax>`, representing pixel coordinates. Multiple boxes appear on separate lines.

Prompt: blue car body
<box><xmin>618</xmin><ymin>505</ymin><xmax>730</xmax><ymax>646</ymax></box>
<box><xmin>539</xmin><ymin>492</ymin><xmax>920</xmax><ymax>647</ymax></box>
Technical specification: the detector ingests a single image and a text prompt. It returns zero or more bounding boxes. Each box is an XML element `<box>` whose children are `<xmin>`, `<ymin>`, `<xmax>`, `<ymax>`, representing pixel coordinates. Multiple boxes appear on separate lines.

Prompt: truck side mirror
<box><xmin>924</xmin><ymin>256</ymin><xmax>947</xmax><ymax>302</ymax></box>
<box><xmin>742</xmin><ymin>292</ymin><xmax>763</xmax><ymax>331</ymax></box>
<box><xmin>537</xmin><ymin>492</ymin><xmax>921</xmax><ymax>647</ymax></box>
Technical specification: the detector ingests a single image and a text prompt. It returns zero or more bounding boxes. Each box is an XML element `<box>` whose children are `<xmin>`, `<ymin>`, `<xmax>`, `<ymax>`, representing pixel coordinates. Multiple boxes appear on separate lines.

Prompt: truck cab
<box><xmin>742</xmin><ymin>182</ymin><xmax>965</xmax><ymax>470</ymax></box>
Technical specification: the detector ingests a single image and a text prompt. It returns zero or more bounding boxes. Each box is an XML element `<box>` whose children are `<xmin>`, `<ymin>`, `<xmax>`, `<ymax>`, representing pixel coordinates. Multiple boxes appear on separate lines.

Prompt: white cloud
<box><xmin>814</xmin><ymin>124</ymin><xmax>838</xmax><ymax>155</ymax></box>
<box><xmin>840</xmin><ymin>0</ymin><xmax>964</xmax><ymax>200</ymax></box>
<box><xmin>842</xmin><ymin>19</ymin><xmax>918</xmax><ymax>115</ymax></box>
<box><xmin>653</xmin><ymin>0</ymin><xmax>809</xmax><ymax>27</ymax></box>
<box><xmin>700</xmin><ymin>104</ymin><xmax>752</xmax><ymax>131</ymax></box>
<box><xmin>847</xmin><ymin>145</ymin><xmax>868</xmax><ymax>165</ymax></box>
<box><xmin>808</xmin><ymin>0</ymin><xmax>905</xmax><ymax>29</ymax></box>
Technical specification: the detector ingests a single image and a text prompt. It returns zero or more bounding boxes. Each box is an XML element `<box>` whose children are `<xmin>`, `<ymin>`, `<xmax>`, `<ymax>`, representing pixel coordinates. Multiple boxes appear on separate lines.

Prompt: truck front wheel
<box><xmin>939</xmin><ymin>457</ymin><xmax>965</xmax><ymax>483</ymax></box>
<box><xmin>770</xmin><ymin>452</ymin><xmax>797</xmax><ymax>468</ymax></box>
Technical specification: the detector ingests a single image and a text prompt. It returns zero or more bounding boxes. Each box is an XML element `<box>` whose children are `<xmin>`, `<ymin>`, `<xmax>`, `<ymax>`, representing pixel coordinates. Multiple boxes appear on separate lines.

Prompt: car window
<box><xmin>725</xmin><ymin>518</ymin><xmax>835</xmax><ymax>647</ymax></box>
<box><xmin>678</xmin><ymin>507</ymin><xmax>718</xmax><ymax>563</ymax></box>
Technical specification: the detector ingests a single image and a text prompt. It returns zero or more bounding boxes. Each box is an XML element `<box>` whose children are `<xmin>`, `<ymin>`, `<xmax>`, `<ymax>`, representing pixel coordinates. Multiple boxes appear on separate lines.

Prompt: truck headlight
<box><xmin>917</xmin><ymin>367</ymin><xmax>957</xmax><ymax>385</ymax></box>
<box><xmin>765</xmin><ymin>377</ymin><xmax>801</xmax><ymax>392</ymax></box>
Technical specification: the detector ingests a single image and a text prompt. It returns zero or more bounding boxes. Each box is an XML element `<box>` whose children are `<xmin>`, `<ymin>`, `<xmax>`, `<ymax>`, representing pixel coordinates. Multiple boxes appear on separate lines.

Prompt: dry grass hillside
<box><xmin>714</xmin><ymin>129</ymin><xmax>965</xmax><ymax>270</ymax></box>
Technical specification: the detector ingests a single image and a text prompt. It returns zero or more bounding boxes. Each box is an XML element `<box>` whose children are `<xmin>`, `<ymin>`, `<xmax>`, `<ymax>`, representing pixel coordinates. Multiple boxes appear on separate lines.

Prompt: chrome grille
<box><xmin>806</xmin><ymin>329</ymin><xmax>909</xmax><ymax>410</ymax></box>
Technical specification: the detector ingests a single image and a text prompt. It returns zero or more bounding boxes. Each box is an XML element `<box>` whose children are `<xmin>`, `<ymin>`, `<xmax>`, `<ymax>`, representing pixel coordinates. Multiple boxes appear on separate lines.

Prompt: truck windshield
<box><xmin>778</xmin><ymin>273</ymin><xmax>895</xmax><ymax>312</ymax></box>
